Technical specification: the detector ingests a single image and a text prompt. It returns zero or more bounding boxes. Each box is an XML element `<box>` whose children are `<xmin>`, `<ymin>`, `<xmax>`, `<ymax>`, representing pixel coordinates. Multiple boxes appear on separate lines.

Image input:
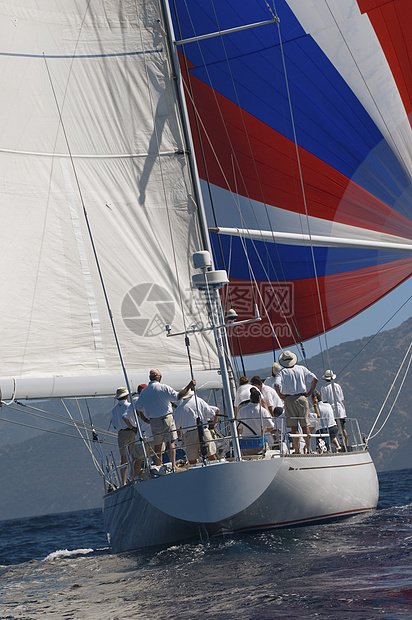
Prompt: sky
<box><xmin>242</xmin><ymin>278</ymin><xmax>412</xmax><ymax>373</ymax></box>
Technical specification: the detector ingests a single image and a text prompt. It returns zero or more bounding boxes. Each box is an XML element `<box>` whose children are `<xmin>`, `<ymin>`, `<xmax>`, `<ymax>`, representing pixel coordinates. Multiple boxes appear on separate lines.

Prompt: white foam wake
<box><xmin>43</xmin><ymin>548</ymin><xmax>94</xmax><ymax>561</ymax></box>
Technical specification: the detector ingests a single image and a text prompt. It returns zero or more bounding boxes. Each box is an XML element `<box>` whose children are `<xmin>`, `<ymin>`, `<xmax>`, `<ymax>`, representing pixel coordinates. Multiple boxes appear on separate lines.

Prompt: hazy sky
<box><xmin>242</xmin><ymin>278</ymin><xmax>412</xmax><ymax>372</ymax></box>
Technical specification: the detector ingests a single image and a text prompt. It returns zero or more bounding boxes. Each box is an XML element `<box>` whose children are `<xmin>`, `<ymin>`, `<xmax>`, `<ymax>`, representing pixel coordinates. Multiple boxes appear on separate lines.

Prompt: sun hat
<box><xmin>182</xmin><ymin>390</ymin><xmax>195</xmax><ymax>399</ymax></box>
<box><xmin>272</xmin><ymin>362</ymin><xmax>281</xmax><ymax>376</ymax></box>
<box><xmin>322</xmin><ymin>369</ymin><xmax>336</xmax><ymax>381</ymax></box>
<box><xmin>278</xmin><ymin>350</ymin><xmax>297</xmax><ymax>368</ymax></box>
<box><xmin>115</xmin><ymin>387</ymin><xmax>129</xmax><ymax>400</ymax></box>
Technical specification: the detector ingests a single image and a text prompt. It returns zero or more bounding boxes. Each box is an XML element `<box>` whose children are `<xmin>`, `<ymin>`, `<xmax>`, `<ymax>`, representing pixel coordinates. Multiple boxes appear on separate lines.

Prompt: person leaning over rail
<box><xmin>111</xmin><ymin>387</ymin><xmax>135</xmax><ymax>486</ymax></box>
<box><xmin>174</xmin><ymin>390</ymin><xmax>218</xmax><ymax>465</ymax></box>
<box><xmin>273</xmin><ymin>350</ymin><xmax>318</xmax><ymax>455</ymax></box>
<box><xmin>136</xmin><ymin>368</ymin><xmax>195</xmax><ymax>470</ymax></box>
<box><xmin>321</xmin><ymin>369</ymin><xmax>348</xmax><ymax>448</ymax></box>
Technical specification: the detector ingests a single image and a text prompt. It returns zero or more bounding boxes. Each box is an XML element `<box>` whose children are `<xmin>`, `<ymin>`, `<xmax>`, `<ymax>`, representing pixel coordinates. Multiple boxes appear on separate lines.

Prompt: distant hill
<box><xmin>0</xmin><ymin>318</ymin><xmax>411</xmax><ymax>520</ymax></box>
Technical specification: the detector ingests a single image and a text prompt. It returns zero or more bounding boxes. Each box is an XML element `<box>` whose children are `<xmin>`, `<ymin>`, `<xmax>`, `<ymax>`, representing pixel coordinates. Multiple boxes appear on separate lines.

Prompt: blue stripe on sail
<box><xmin>210</xmin><ymin>234</ymin><xmax>411</xmax><ymax>281</ymax></box>
<box><xmin>172</xmin><ymin>0</ymin><xmax>412</xmax><ymax>220</ymax></box>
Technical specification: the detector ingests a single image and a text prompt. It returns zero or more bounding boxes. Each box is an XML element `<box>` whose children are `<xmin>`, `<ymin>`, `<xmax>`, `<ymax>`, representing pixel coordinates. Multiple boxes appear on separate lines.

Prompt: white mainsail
<box><xmin>0</xmin><ymin>1</ymin><xmax>219</xmax><ymax>398</ymax></box>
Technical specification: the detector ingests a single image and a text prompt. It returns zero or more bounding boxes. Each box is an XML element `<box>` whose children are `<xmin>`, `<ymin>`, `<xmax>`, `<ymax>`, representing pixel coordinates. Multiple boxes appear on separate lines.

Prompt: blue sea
<box><xmin>1</xmin><ymin>469</ymin><xmax>412</xmax><ymax>619</ymax></box>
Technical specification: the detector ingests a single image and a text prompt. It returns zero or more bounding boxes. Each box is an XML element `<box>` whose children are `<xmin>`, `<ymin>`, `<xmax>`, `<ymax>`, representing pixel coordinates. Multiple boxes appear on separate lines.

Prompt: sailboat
<box><xmin>1</xmin><ymin>0</ymin><xmax>411</xmax><ymax>552</ymax></box>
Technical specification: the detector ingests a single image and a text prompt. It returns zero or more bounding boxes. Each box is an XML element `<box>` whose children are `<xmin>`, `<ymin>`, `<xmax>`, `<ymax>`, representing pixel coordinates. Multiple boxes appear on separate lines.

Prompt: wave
<box><xmin>43</xmin><ymin>547</ymin><xmax>95</xmax><ymax>561</ymax></box>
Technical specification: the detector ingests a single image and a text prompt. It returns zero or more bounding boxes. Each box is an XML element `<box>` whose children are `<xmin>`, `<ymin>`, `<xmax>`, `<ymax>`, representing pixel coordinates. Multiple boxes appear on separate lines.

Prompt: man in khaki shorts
<box><xmin>274</xmin><ymin>351</ymin><xmax>318</xmax><ymax>454</ymax></box>
<box><xmin>137</xmin><ymin>369</ymin><xmax>195</xmax><ymax>470</ymax></box>
<box><xmin>111</xmin><ymin>387</ymin><xmax>135</xmax><ymax>485</ymax></box>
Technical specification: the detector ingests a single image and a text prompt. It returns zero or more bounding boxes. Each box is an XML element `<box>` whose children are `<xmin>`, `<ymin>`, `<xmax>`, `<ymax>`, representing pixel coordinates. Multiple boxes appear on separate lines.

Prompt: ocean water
<box><xmin>1</xmin><ymin>469</ymin><xmax>412</xmax><ymax>619</ymax></box>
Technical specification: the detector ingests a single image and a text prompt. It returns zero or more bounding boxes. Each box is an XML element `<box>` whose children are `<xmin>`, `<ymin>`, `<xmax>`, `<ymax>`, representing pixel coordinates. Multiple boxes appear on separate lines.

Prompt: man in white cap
<box><xmin>273</xmin><ymin>351</ymin><xmax>318</xmax><ymax>454</ymax></box>
<box><xmin>264</xmin><ymin>363</ymin><xmax>284</xmax><ymax>416</ymax></box>
<box><xmin>136</xmin><ymin>369</ymin><xmax>195</xmax><ymax>470</ymax></box>
<box><xmin>174</xmin><ymin>391</ymin><xmax>218</xmax><ymax>465</ymax></box>
<box><xmin>111</xmin><ymin>387</ymin><xmax>134</xmax><ymax>485</ymax></box>
<box><xmin>264</xmin><ymin>362</ymin><xmax>282</xmax><ymax>390</ymax></box>
<box><xmin>321</xmin><ymin>369</ymin><xmax>348</xmax><ymax>448</ymax></box>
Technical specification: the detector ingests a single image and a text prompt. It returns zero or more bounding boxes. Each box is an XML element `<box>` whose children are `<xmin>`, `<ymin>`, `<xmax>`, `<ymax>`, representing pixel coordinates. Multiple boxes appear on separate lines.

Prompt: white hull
<box><xmin>103</xmin><ymin>450</ymin><xmax>378</xmax><ymax>553</ymax></box>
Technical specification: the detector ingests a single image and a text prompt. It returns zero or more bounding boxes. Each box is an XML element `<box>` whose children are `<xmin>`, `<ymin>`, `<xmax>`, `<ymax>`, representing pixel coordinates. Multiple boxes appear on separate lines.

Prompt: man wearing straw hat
<box><xmin>273</xmin><ymin>351</ymin><xmax>318</xmax><ymax>454</ymax></box>
<box><xmin>321</xmin><ymin>369</ymin><xmax>348</xmax><ymax>448</ymax></box>
<box><xmin>111</xmin><ymin>387</ymin><xmax>134</xmax><ymax>485</ymax></box>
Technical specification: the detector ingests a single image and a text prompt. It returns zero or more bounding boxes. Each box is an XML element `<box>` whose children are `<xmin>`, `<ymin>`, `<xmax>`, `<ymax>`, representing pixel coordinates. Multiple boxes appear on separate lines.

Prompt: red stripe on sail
<box><xmin>225</xmin><ymin>257</ymin><xmax>412</xmax><ymax>355</ymax></box>
<box><xmin>182</xmin><ymin>64</ymin><xmax>412</xmax><ymax>239</ymax></box>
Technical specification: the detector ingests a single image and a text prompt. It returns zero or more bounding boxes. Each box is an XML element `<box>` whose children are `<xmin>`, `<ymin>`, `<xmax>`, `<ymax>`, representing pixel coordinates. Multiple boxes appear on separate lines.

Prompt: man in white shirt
<box><xmin>321</xmin><ymin>369</ymin><xmax>348</xmax><ymax>448</ymax></box>
<box><xmin>274</xmin><ymin>350</ymin><xmax>318</xmax><ymax>454</ymax></box>
<box><xmin>174</xmin><ymin>392</ymin><xmax>218</xmax><ymax>465</ymax></box>
<box><xmin>136</xmin><ymin>369</ymin><xmax>195</xmax><ymax>469</ymax></box>
<box><xmin>111</xmin><ymin>387</ymin><xmax>134</xmax><ymax>485</ymax></box>
<box><xmin>237</xmin><ymin>388</ymin><xmax>275</xmax><ymax>454</ymax></box>
<box><xmin>234</xmin><ymin>376</ymin><xmax>253</xmax><ymax>417</ymax></box>
<box><xmin>264</xmin><ymin>363</ymin><xmax>284</xmax><ymax>416</ymax></box>
<box><xmin>250</xmin><ymin>375</ymin><xmax>282</xmax><ymax>416</ymax></box>
<box><xmin>310</xmin><ymin>390</ymin><xmax>340</xmax><ymax>451</ymax></box>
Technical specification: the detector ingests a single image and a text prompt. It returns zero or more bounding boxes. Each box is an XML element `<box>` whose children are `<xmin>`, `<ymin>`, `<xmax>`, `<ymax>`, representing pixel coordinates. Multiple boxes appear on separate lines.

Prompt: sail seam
<box><xmin>61</xmin><ymin>160</ymin><xmax>106</xmax><ymax>371</ymax></box>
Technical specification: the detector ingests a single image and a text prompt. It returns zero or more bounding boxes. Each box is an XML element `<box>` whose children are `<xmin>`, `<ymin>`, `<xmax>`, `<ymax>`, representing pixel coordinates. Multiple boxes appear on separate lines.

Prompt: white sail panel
<box><xmin>0</xmin><ymin>0</ymin><xmax>218</xmax><ymax>394</ymax></box>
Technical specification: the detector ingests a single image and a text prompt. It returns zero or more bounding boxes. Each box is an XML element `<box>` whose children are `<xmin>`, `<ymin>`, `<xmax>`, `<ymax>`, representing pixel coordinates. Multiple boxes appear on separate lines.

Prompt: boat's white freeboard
<box><xmin>103</xmin><ymin>451</ymin><xmax>378</xmax><ymax>552</ymax></box>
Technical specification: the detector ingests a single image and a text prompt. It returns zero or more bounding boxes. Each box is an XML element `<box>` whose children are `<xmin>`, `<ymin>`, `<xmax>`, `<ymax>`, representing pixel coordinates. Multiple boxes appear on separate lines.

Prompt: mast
<box><xmin>160</xmin><ymin>1</ymin><xmax>246</xmax><ymax>459</ymax></box>
<box><xmin>160</xmin><ymin>0</ymin><xmax>212</xmax><ymax>258</ymax></box>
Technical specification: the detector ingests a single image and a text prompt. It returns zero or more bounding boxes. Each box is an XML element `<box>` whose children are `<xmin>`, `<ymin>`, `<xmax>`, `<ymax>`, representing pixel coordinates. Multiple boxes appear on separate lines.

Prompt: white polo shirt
<box><xmin>274</xmin><ymin>365</ymin><xmax>317</xmax><ymax>395</ymax></box>
<box><xmin>136</xmin><ymin>380</ymin><xmax>179</xmax><ymax>419</ymax></box>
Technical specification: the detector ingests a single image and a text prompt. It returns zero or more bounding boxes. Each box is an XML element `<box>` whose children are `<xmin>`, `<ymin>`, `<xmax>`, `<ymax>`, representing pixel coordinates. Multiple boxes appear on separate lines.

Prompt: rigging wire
<box><xmin>367</xmin><ymin>343</ymin><xmax>412</xmax><ymax>441</ymax></box>
<box><xmin>0</xmin><ymin>415</ymin><xmax>117</xmax><ymax>445</ymax></box>
<box><xmin>0</xmin><ymin>400</ymin><xmax>114</xmax><ymax>439</ymax></box>
<box><xmin>179</xmin><ymin>81</ymin><xmax>298</xmax><ymax>354</ymax></box>
<box><xmin>333</xmin><ymin>295</ymin><xmax>412</xmax><ymax>376</ymax></box>
<box><xmin>271</xmin><ymin>0</ymin><xmax>329</xmax><ymax>362</ymax></box>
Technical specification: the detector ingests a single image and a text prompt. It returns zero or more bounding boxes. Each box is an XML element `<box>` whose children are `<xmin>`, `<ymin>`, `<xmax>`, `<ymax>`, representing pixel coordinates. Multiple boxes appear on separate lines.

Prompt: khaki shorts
<box><xmin>150</xmin><ymin>414</ymin><xmax>178</xmax><ymax>445</ymax></box>
<box><xmin>117</xmin><ymin>428</ymin><xmax>136</xmax><ymax>458</ymax></box>
<box><xmin>284</xmin><ymin>394</ymin><xmax>309</xmax><ymax>428</ymax></box>
<box><xmin>134</xmin><ymin>439</ymin><xmax>155</xmax><ymax>460</ymax></box>
<box><xmin>182</xmin><ymin>427</ymin><xmax>217</xmax><ymax>462</ymax></box>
